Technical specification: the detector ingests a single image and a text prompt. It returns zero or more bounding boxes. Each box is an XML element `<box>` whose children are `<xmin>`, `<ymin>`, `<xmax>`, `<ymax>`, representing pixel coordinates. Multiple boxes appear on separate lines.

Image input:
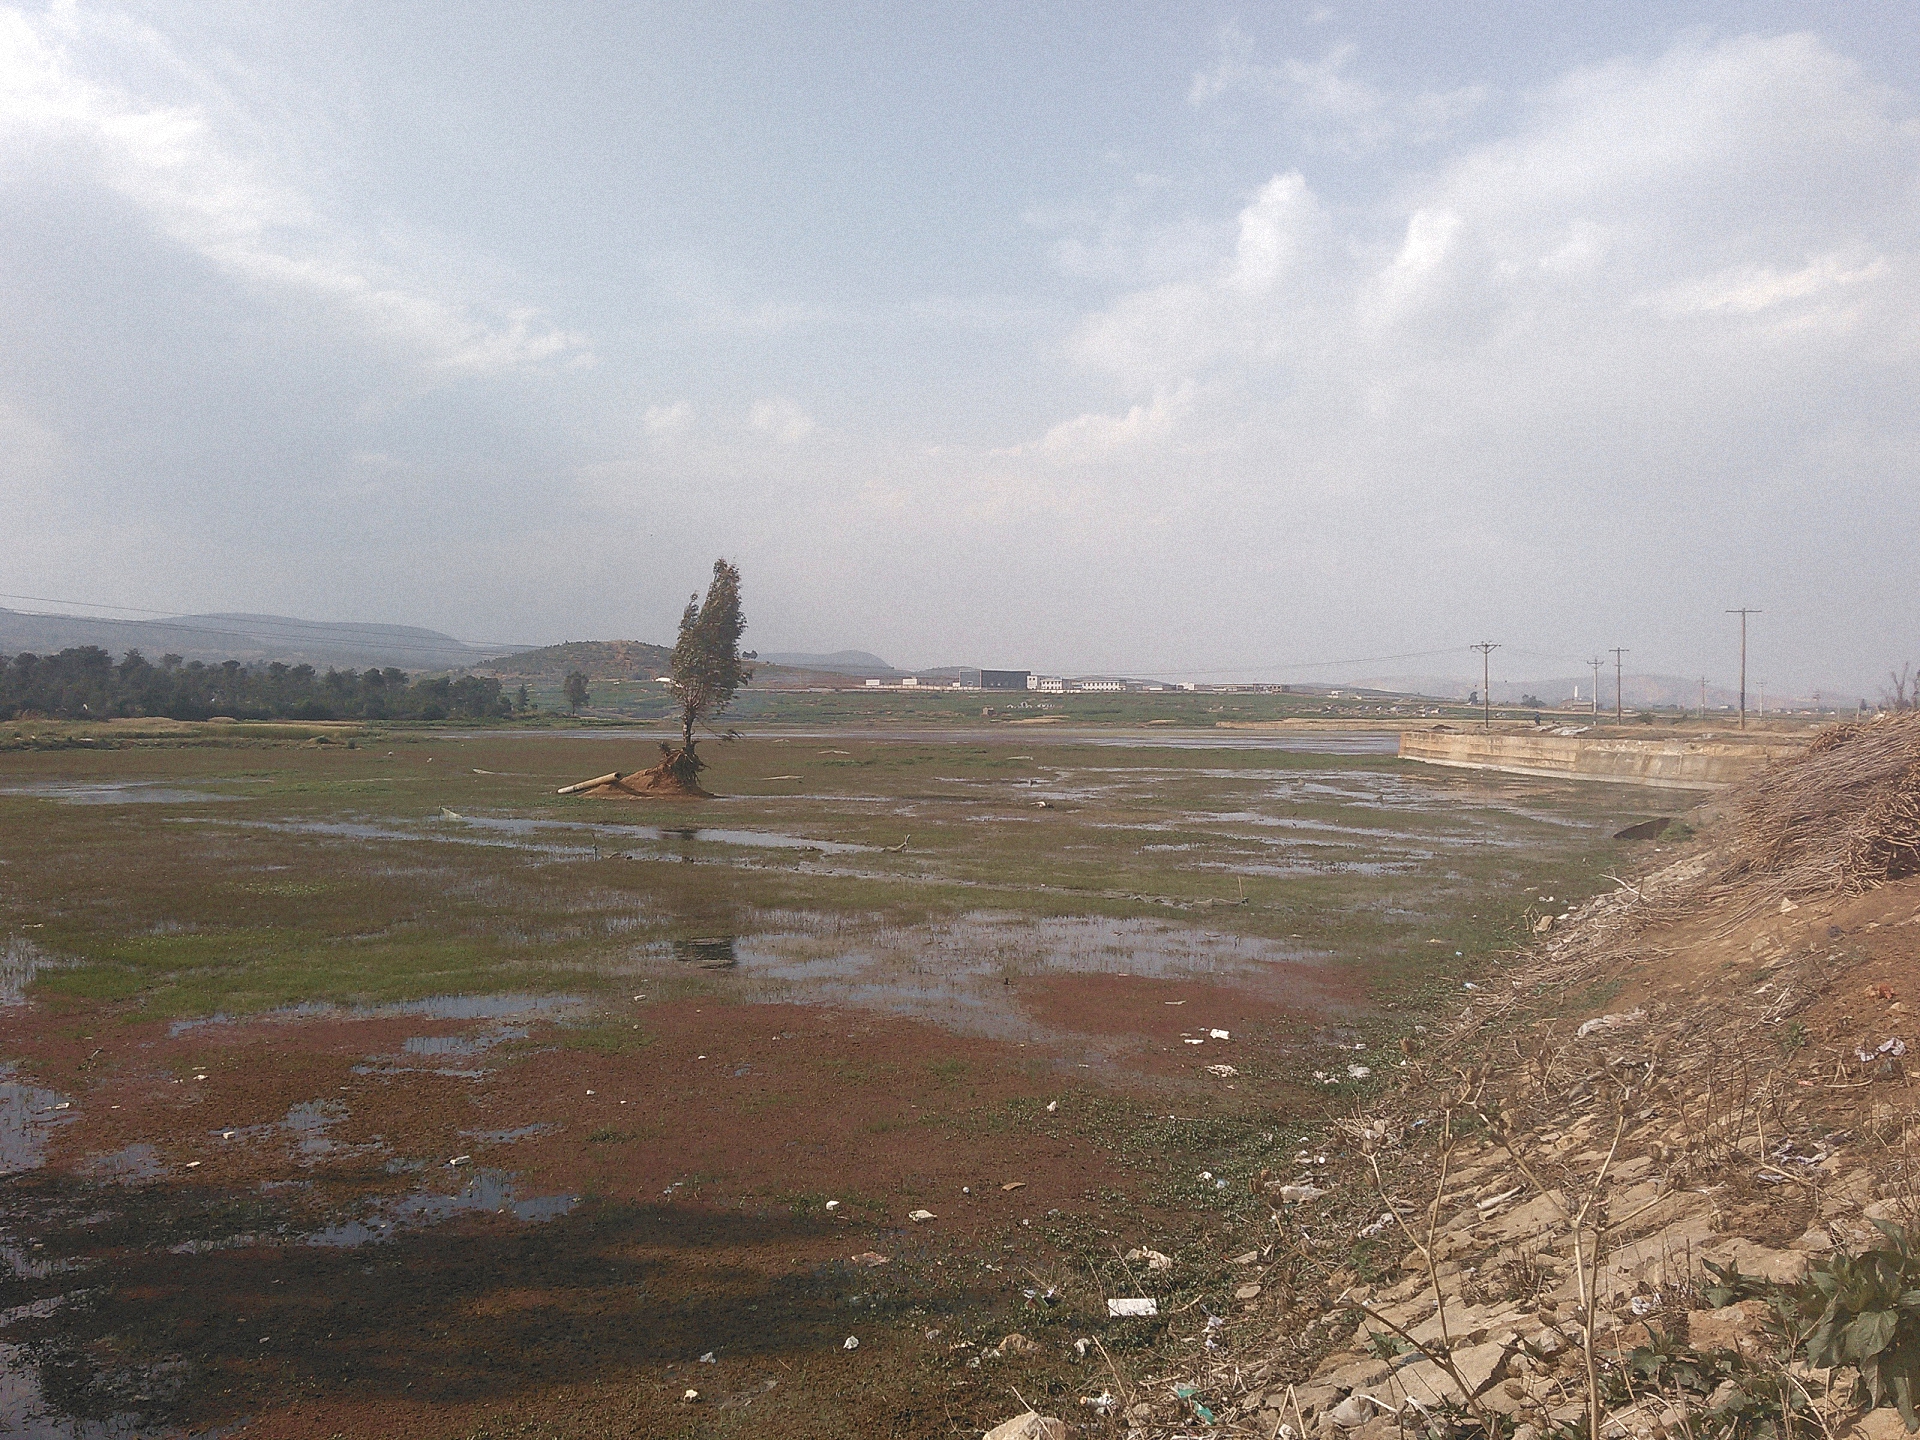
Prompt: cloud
<box><xmin>1188</xmin><ymin>25</ymin><xmax>1484</xmax><ymax>150</ymax></box>
<box><xmin>0</xmin><ymin>4</ymin><xmax>585</xmax><ymax>373</ymax></box>
<box><xmin>642</xmin><ymin>401</ymin><xmax>693</xmax><ymax>436</ymax></box>
<box><xmin>748</xmin><ymin>396</ymin><xmax>816</xmax><ymax>443</ymax></box>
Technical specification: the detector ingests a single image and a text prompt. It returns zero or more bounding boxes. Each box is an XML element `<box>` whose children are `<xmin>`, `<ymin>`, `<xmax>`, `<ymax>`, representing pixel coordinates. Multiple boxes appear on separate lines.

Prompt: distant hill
<box><xmin>0</xmin><ymin>607</ymin><xmax>499</xmax><ymax>671</ymax></box>
<box><xmin>757</xmin><ymin>650</ymin><xmax>897</xmax><ymax>675</ymax></box>
<box><xmin>475</xmin><ymin>639</ymin><xmax>674</xmax><ymax>682</ymax></box>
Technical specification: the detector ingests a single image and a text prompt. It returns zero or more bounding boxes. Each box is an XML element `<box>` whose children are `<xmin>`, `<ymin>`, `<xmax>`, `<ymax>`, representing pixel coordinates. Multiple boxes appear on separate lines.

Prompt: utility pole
<box><xmin>1586</xmin><ymin>656</ymin><xmax>1604</xmax><ymax>717</ymax></box>
<box><xmin>1609</xmin><ymin>647</ymin><xmax>1629</xmax><ymax>725</ymax></box>
<box><xmin>1758</xmin><ymin>680</ymin><xmax>1767</xmax><ymax>718</ymax></box>
<box><xmin>1699</xmin><ymin>677</ymin><xmax>1707</xmax><ymax>721</ymax></box>
<box><xmin>1726</xmin><ymin>608</ymin><xmax>1760</xmax><ymax>731</ymax></box>
<box><xmin>1472</xmin><ymin>642</ymin><xmax>1499</xmax><ymax>730</ymax></box>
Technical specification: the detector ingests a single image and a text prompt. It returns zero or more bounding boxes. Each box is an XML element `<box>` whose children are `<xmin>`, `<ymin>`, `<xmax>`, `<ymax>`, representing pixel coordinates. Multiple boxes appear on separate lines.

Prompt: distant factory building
<box><xmin>978</xmin><ymin>669</ymin><xmax>1029</xmax><ymax>691</ymax></box>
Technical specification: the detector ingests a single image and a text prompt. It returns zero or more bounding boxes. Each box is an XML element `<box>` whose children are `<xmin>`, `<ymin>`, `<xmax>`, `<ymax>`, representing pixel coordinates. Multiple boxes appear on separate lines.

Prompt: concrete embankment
<box><xmin>1398</xmin><ymin>728</ymin><xmax>1798</xmax><ymax>790</ymax></box>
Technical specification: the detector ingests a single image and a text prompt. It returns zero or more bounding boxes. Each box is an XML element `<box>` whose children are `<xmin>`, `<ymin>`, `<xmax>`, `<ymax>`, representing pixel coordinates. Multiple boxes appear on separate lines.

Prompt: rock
<box><xmin>1236</xmin><ymin>1283</ymin><xmax>1263</xmax><ymax>1300</ymax></box>
<box><xmin>1329</xmin><ymin>1393</ymin><xmax>1387</xmax><ymax>1428</ymax></box>
<box><xmin>984</xmin><ymin>1413</ymin><xmax>1067</xmax><ymax>1440</ymax></box>
<box><xmin>1701</xmin><ymin>1240</ymin><xmax>1809</xmax><ymax>1286</ymax></box>
<box><xmin>1312</xmin><ymin>1356</ymin><xmax>1392</xmax><ymax>1393</ymax></box>
<box><xmin>1850</xmin><ymin>1407</ymin><xmax>1917</xmax><ymax>1440</ymax></box>
<box><xmin>1689</xmin><ymin>1300</ymin><xmax>1773</xmax><ymax>1359</ymax></box>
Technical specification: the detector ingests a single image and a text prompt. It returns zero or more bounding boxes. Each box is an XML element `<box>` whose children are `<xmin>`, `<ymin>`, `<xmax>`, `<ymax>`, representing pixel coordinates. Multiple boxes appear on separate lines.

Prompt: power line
<box><xmin>1727</xmin><ymin>608</ymin><xmax>1761</xmax><ymax>730</ymax></box>
<box><xmin>1471</xmin><ymin>641</ymin><xmax>1499</xmax><ymax>730</ymax></box>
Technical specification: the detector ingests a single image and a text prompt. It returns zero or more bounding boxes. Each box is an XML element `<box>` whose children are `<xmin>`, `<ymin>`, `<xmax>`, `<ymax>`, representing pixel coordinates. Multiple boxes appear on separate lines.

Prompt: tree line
<box><xmin>0</xmin><ymin>647</ymin><xmax>513</xmax><ymax>722</ymax></box>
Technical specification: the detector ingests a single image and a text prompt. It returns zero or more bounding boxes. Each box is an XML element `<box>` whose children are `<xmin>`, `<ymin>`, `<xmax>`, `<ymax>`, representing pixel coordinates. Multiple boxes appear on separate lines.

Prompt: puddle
<box><xmin>170</xmin><ymin>993</ymin><xmax>582</xmax><ymax>1036</ymax></box>
<box><xmin>708</xmin><ymin>913</ymin><xmax>1333</xmax><ymax>1046</ymax></box>
<box><xmin>305</xmin><ymin>1168</ymin><xmax>577</xmax><ymax>1247</ymax></box>
<box><xmin>671</xmin><ymin>937</ymin><xmax>738</xmax><ymax>969</ymax></box>
<box><xmin>284</xmin><ymin>1102</ymin><xmax>346</xmax><ymax>1160</ymax></box>
<box><xmin>185</xmin><ymin>815</ymin><xmax>868</xmax><ymax>857</ymax></box>
<box><xmin>0</xmin><ymin>1073</ymin><xmax>75</xmax><ymax>1177</ymax></box>
<box><xmin>402</xmin><ymin>1026</ymin><xmax>525</xmax><ymax>1057</ymax></box>
<box><xmin>460</xmin><ymin>1124</ymin><xmax>554</xmax><ymax>1144</ymax></box>
<box><xmin>79</xmin><ymin>1144</ymin><xmax>165</xmax><ymax>1185</ymax></box>
<box><xmin>1</xmin><ymin>938</ymin><xmax>55</xmax><ymax>1007</ymax></box>
<box><xmin>0</xmin><ymin>1337</ymin><xmax>179</xmax><ymax>1439</ymax></box>
<box><xmin>448</xmin><ymin>814</ymin><xmax>870</xmax><ymax>854</ymax></box>
<box><xmin>0</xmin><ymin>781</ymin><xmax>234</xmax><ymax>805</ymax></box>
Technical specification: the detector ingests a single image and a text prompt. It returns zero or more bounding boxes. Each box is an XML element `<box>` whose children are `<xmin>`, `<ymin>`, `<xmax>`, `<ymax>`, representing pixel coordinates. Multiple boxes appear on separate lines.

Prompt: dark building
<box><xmin>979</xmin><ymin>669</ymin><xmax>1029</xmax><ymax>691</ymax></box>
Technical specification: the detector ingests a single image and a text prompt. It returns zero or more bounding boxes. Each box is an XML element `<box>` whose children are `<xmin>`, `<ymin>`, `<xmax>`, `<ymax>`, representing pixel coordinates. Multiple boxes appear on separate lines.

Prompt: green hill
<box><xmin>475</xmin><ymin>639</ymin><xmax>674</xmax><ymax>682</ymax></box>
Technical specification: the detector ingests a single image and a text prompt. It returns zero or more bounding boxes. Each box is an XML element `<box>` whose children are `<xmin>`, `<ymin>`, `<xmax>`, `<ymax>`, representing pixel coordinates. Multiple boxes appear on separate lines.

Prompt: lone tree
<box><xmin>658</xmin><ymin>559</ymin><xmax>752</xmax><ymax>786</ymax></box>
<box><xmin>563</xmin><ymin>671</ymin><xmax>589</xmax><ymax>712</ymax></box>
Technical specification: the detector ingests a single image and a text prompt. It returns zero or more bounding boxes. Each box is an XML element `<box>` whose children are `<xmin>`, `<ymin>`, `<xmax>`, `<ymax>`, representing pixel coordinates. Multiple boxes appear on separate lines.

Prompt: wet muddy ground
<box><xmin>0</xmin><ymin>729</ymin><xmax>1667</xmax><ymax>1436</ymax></box>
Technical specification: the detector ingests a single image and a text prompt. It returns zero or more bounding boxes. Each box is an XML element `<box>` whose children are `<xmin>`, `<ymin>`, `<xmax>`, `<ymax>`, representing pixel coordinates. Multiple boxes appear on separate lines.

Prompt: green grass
<box><xmin>0</xmin><ymin>730</ymin><xmax>1645</xmax><ymax>1024</ymax></box>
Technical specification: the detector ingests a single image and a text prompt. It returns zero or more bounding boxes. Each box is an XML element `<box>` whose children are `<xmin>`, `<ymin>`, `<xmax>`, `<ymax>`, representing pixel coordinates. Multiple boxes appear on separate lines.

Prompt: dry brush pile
<box><xmin>1121</xmin><ymin>718</ymin><xmax>1920</xmax><ymax>1440</ymax></box>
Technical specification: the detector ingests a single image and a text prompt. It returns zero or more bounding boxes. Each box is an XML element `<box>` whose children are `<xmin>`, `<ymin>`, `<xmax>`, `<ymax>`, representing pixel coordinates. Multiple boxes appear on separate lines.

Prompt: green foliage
<box><xmin>1799</xmin><ymin>1223</ymin><xmax>1920</xmax><ymax>1430</ymax></box>
<box><xmin>563</xmin><ymin>670</ymin><xmax>589</xmax><ymax>712</ymax></box>
<box><xmin>0</xmin><ymin>647</ymin><xmax>509</xmax><ymax>722</ymax></box>
<box><xmin>669</xmin><ymin>558</ymin><xmax>753</xmax><ymax>750</ymax></box>
<box><xmin>1656</xmin><ymin>1227</ymin><xmax>1920</xmax><ymax>1436</ymax></box>
<box><xmin>1702</xmin><ymin>1258</ymin><xmax>1777</xmax><ymax>1309</ymax></box>
<box><xmin>1611</xmin><ymin>1325</ymin><xmax>1810</xmax><ymax>1440</ymax></box>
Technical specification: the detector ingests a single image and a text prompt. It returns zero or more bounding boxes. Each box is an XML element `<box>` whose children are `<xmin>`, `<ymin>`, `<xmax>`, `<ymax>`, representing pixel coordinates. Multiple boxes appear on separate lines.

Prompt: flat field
<box><xmin>0</xmin><ymin>723</ymin><xmax>1673</xmax><ymax>1438</ymax></box>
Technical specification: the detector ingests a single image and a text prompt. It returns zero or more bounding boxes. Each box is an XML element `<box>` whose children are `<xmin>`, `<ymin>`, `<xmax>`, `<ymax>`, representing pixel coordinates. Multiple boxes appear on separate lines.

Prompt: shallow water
<box><xmin>305</xmin><ymin>1167</ymin><xmax>576</xmax><ymax>1247</ymax></box>
<box><xmin>0</xmin><ymin>1073</ymin><xmax>74</xmax><ymax>1177</ymax></box>
<box><xmin>702</xmin><ymin>913</ymin><xmax>1333</xmax><ymax>1046</ymax></box>
<box><xmin>0</xmin><ymin>781</ymin><xmax>236</xmax><ymax>805</ymax></box>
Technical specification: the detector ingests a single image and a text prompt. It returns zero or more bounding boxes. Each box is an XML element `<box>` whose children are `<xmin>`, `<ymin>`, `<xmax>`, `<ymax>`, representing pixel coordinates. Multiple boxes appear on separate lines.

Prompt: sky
<box><xmin>2</xmin><ymin>2</ymin><xmax>1916</xmax><ymax>697</ymax></box>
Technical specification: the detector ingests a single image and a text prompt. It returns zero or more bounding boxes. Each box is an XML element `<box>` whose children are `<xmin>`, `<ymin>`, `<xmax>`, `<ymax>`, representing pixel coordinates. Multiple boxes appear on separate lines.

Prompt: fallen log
<box><xmin>557</xmin><ymin>771</ymin><xmax>622</xmax><ymax>796</ymax></box>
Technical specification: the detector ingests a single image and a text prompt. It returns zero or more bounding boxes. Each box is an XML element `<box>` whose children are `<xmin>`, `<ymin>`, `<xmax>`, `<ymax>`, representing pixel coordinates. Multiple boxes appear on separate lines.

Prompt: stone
<box><xmin>1688</xmin><ymin>1301</ymin><xmax>1772</xmax><ymax>1359</ymax></box>
<box><xmin>984</xmin><ymin>1414</ymin><xmax>1067</xmax><ymax>1440</ymax></box>
<box><xmin>1329</xmin><ymin>1393</ymin><xmax>1387</xmax><ymax>1428</ymax></box>
<box><xmin>1850</xmin><ymin>1407</ymin><xmax>1916</xmax><ymax>1440</ymax></box>
<box><xmin>1236</xmin><ymin>1283</ymin><xmax>1263</xmax><ymax>1300</ymax></box>
<box><xmin>1312</xmin><ymin>1355</ymin><xmax>1391</xmax><ymax>1391</ymax></box>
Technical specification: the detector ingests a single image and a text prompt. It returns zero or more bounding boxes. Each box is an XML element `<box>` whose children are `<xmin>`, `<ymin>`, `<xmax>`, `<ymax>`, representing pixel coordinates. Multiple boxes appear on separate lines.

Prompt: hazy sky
<box><xmin>3</xmin><ymin>3</ymin><xmax>1916</xmax><ymax>694</ymax></box>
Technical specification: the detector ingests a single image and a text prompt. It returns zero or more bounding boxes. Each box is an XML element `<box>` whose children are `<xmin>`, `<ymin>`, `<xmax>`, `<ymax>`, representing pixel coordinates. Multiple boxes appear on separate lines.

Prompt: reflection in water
<box><xmin>671</xmin><ymin>936</ymin><xmax>738</xmax><ymax>968</ymax></box>
<box><xmin>0</xmin><ymin>1072</ymin><xmax>74</xmax><ymax>1177</ymax></box>
<box><xmin>305</xmin><ymin>1168</ymin><xmax>577</xmax><ymax>1247</ymax></box>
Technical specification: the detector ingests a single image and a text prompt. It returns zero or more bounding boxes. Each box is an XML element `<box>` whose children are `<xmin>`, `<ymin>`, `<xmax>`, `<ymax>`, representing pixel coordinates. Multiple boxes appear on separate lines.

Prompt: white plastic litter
<box><xmin>1106</xmin><ymin>1298</ymin><xmax>1158</xmax><ymax>1318</ymax></box>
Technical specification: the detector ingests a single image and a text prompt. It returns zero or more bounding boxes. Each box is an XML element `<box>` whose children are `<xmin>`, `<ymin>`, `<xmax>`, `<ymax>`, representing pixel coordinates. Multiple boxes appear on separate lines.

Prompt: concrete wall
<box><xmin>1397</xmin><ymin>730</ymin><xmax>1797</xmax><ymax>790</ymax></box>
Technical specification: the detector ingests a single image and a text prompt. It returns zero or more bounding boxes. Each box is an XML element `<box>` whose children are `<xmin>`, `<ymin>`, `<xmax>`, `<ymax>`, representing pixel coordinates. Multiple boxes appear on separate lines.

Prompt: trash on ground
<box><xmin>851</xmin><ymin>1251</ymin><xmax>889</xmax><ymax>1267</ymax></box>
<box><xmin>983</xmin><ymin>1412</ymin><xmax>1068</xmax><ymax>1440</ymax></box>
<box><xmin>1209</xmin><ymin>1028</ymin><xmax>1230</xmax><ymax>1039</ymax></box>
<box><xmin>1045</xmin><ymin>1100</ymin><xmax>1057</xmax><ymax>1112</ymax></box>
<box><xmin>1575</xmin><ymin>1008</ymin><xmax>1647</xmax><ymax>1038</ymax></box>
<box><xmin>1001</xmin><ymin>1180</ymin><xmax>1026</xmax><ymax>1191</ymax></box>
<box><xmin>448</xmin><ymin>1154</ymin><xmax>471</xmax><ymax>1167</ymax></box>
<box><xmin>843</xmin><ymin>1335</ymin><xmax>860</xmax><ymax>1350</ymax></box>
<box><xmin>681</xmin><ymin>1389</ymin><xmax>699</xmax><ymax>1403</ymax></box>
<box><xmin>1206</xmin><ymin>1063</ymin><xmax>1238</xmax><ymax>1078</ymax></box>
<box><xmin>824</xmin><ymin>1199</ymin><xmax>840</xmax><ymax>1210</ymax></box>
<box><xmin>908</xmin><ymin>1209</ymin><xmax>936</xmax><ymax>1223</ymax></box>
<box><xmin>1229</xmin><ymin>1249</ymin><xmax>1259</xmax><ymax>1264</ymax></box>
<box><xmin>698</xmin><ymin>1351</ymin><xmax>716</xmax><ymax>1363</ymax></box>
<box><xmin>1234</xmin><ymin>1282</ymin><xmax>1261</xmax><ymax>1300</ymax></box>
<box><xmin>1276</xmin><ymin>1184</ymin><xmax>1328</xmax><ymax>1203</ymax></box>
<box><xmin>1126</xmin><ymin>1247</ymin><xmax>1174</xmax><ymax>1272</ymax></box>
<box><xmin>1107</xmin><ymin>1297</ymin><xmax>1159</xmax><ymax>1318</ymax></box>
